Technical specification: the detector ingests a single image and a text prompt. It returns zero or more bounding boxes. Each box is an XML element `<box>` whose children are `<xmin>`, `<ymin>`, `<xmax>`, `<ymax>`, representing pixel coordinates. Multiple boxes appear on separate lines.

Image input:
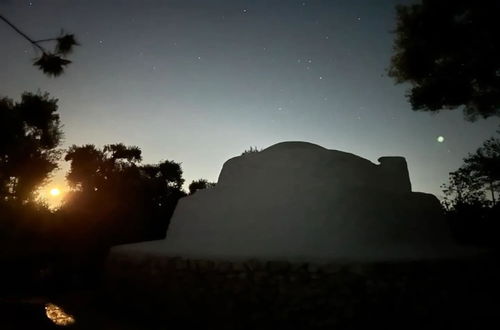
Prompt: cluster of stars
<box><xmin>66</xmin><ymin>3</ymin><xmax>364</xmax><ymax>135</ymax></box>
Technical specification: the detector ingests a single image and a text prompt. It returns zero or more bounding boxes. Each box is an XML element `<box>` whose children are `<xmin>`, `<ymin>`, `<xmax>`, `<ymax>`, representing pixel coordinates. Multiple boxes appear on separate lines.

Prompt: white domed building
<box><xmin>114</xmin><ymin>141</ymin><xmax>467</xmax><ymax>262</ymax></box>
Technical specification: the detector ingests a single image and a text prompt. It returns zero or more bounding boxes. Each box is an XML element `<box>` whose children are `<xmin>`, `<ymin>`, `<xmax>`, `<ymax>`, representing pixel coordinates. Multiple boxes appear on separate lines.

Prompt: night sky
<box><xmin>1</xmin><ymin>0</ymin><xmax>498</xmax><ymax>203</ymax></box>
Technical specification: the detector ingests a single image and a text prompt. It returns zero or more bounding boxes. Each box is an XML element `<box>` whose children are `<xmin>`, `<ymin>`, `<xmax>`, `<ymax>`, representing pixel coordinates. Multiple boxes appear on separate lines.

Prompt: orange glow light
<box><xmin>50</xmin><ymin>188</ymin><xmax>61</xmax><ymax>196</ymax></box>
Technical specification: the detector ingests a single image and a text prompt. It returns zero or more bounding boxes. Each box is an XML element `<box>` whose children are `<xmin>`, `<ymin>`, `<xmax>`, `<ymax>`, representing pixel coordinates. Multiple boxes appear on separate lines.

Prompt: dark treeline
<box><xmin>0</xmin><ymin>92</ymin><xmax>215</xmax><ymax>252</ymax></box>
<box><xmin>1</xmin><ymin>92</ymin><xmax>61</xmax><ymax>261</ymax></box>
<box><xmin>0</xmin><ymin>92</ymin><xmax>215</xmax><ymax>293</ymax></box>
<box><xmin>60</xmin><ymin>143</ymin><xmax>187</xmax><ymax>248</ymax></box>
<box><xmin>441</xmin><ymin>133</ymin><xmax>500</xmax><ymax>246</ymax></box>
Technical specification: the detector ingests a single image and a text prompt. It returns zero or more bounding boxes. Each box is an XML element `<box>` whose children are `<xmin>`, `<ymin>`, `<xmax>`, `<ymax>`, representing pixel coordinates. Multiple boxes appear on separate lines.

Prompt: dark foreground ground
<box><xmin>1</xmin><ymin>251</ymin><xmax>500</xmax><ymax>329</ymax></box>
<box><xmin>0</xmin><ymin>292</ymin><xmax>152</xmax><ymax>330</ymax></box>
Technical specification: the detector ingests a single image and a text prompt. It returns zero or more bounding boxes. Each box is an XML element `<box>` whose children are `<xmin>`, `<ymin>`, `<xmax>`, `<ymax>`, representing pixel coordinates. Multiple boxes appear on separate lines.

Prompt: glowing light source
<box><xmin>437</xmin><ymin>136</ymin><xmax>445</xmax><ymax>143</ymax></box>
<box><xmin>50</xmin><ymin>188</ymin><xmax>61</xmax><ymax>196</ymax></box>
<box><xmin>45</xmin><ymin>303</ymin><xmax>75</xmax><ymax>326</ymax></box>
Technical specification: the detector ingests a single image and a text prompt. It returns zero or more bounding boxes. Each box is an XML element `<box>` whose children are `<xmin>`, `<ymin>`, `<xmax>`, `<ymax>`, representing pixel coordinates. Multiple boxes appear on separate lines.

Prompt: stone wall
<box><xmin>105</xmin><ymin>253</ymin><xmax>500</xmax><ymax>329</ymax></box>
<box><xmin>128</xmin><ymin>141</ymin><xmax>453</xmax><ymax>260</ymax></box>
<box><xmin>377</xmin><ymin>156</ymin><xmax>411</xmax><ymax>192</ymax></box>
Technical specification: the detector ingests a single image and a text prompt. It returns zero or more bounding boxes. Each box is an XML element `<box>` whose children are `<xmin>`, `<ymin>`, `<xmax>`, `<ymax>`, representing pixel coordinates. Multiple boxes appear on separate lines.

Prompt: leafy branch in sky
<box><xmin>389</xmin><ymin>1</ymin><xmax>500</xmax><ymax>120</ymax></box>
<box><xmin>0</xmin><ymin>14</ymin><xmax>78</xmax><ymax>77</ymax></box>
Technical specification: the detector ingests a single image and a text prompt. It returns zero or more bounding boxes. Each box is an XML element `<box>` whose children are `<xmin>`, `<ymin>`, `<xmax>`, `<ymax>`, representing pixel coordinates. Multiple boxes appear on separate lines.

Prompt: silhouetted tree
<box><xmin>389</xmin><ymin>0</ymin><xmax>500</xmax><ymax>120</ymax></box>
<box><xmin>61</xmin><ymin>144</ymin><xmax>186</xmax><ymax>246</ymax></box>
<box><xmin>461</xmin><ymin>136</ymin><xmax>500</xmax><ymax>204</ymax></box>
<box><xmin>0</xmin><ymin>14</ymin><xmax>78</xmax><ymax>77</ymax></box>
<box><xmin>442</xmin><ymin>134</ymin><xmax>499</xmax><ymax>208</ymax></box>
<box><xmin>0</xmin><ymin>92</ymin><xmax>62</xmax><ymax>202</ymax></box>
<box><xmin>0</xmin><ymin>92</ymin><xmax>64</xmax><ymax>270</ymax></box>
<box><xmin>441</xmin><ymin>167</ymin><xmax>486</xmax><ymax>211</ymax></box>
<box><xmin>64</xmin><ymin>143</ymin><xmax>142</xmax><ymax>193</ymax></box>
<box><xmin>188</xmin><ymin>179</ymin><xmax>216</xmax><ymax>195</ymax></box>
<box><xmin>442</xmin><ymin>133</ymin><xmax>500</xmax><ymax>246</ymax></box>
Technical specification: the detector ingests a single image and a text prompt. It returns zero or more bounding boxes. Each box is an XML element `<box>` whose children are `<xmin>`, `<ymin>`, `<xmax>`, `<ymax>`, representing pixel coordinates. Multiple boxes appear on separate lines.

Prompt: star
<box><xmin>242</xmin><ymin>9</ymin><xmax>248</xmax><ymax>14</ymax></box>
<box><xmin>319</xmin><ymin>76</ymin><xmax>323</xmax><ymax>80</ymax></box>
<box><xmin>437</xmin><ymin>136</ymin><xmax>445</xmax><ymax>143</ymax></box>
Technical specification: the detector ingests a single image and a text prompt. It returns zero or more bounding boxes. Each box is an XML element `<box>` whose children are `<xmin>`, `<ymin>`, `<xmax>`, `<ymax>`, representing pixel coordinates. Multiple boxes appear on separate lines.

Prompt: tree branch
<box><xmin>33</xmin><ymin>38</ymin><xmax>59</xmax><ymax>43</ymax></box>
<box><xmin>0</xmin><ymin>14</ymin><xmax>46</xmax><ymax>53</ymax></box>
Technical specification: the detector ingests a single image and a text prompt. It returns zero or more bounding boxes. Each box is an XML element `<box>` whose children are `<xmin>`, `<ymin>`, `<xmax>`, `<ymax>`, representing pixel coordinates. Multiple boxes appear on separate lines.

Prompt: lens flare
<box><xmin>50</xmin><ymin>188</ymin><xmax>61</xmax><ymax>196</ymax></box>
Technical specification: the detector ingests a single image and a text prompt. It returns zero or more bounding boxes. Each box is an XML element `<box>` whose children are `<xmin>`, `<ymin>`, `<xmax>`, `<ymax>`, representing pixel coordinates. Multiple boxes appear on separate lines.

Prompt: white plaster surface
<box><xmin>113</xmin><ymin>142</ymin><xmax>476</xmax><ymax>261</ymax></box>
